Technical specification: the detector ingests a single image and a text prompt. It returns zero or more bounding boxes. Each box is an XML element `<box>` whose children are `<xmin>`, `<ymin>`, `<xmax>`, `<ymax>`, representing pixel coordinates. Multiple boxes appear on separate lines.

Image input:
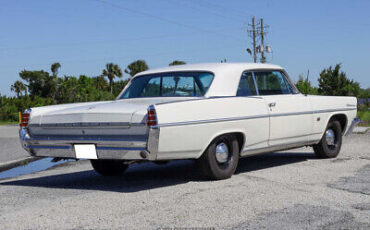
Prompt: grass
<box><xmin>357</xmin><ymin>110</ymin><xmax>370</xmax><ymax>127</ymax></box>
<box><xmin>0</xmin><ymin>121</ymin><xmax>18</xmax><ymax>126</ymax></box>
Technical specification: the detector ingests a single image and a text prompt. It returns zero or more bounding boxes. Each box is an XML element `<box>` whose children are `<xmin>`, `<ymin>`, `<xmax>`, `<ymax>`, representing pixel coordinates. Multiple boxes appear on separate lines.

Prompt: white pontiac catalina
<box><xmin>19</xmin><ymin>63</ymin><xmax>359</xmax><ymax>180</ymax></box>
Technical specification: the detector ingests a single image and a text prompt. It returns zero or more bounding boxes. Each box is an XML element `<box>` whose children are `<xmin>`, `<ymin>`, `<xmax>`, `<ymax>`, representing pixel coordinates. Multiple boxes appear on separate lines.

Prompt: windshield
<box><xmin>119</xmin><ymin>72</ymin><xmax>214</xmax><ymax>99</ymax></box>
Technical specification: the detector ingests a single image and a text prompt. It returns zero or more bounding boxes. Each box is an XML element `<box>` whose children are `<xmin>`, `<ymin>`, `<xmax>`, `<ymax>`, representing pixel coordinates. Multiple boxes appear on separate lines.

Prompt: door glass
<box><xmin>236</xmin><ymin>72</ymin><xmax>257</xmax><ymax>96</ymax></box>
<box><xmin>254</xmin><ymin>71</ymin><xmax>290</xmax><ymax>95</ymax></box>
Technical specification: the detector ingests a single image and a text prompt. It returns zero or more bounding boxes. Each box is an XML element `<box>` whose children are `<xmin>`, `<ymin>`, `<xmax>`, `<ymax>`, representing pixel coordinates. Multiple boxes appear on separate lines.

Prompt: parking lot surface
<box><xmin>0</xmin><ymin>133</ymin><xmax>369</xmax><ymax>229</ymax></box>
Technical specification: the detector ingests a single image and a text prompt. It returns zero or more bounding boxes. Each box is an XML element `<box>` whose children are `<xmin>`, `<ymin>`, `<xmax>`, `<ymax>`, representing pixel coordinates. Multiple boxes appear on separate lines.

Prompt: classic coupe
<box><xmin>19</xmin><ymin>63</ymin><xmax>359</xmax><ymax>180</ymax></box>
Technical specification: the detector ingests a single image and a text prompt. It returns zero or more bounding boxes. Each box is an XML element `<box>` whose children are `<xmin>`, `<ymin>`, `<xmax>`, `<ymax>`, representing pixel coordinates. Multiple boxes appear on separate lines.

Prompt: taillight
<box><xmin>20</xmin><ymin>109</ymin><xmax>31</xmax><ymax>128</ymax></box>
<box><xmin>146</xmin><ymin>106</ymin><xmax>157</xmax><ymax>127</ymax></box>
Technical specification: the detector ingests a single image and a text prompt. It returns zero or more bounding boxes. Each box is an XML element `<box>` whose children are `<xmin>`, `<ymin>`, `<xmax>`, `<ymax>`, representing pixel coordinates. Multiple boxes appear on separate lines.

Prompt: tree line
<box><xmin>0</xmin><ymin>60</ymin><xmax>186</xmax><ymax>121</ymax></box>
<box><xmin>295</xmin><ymin>64</ymin><xmax>369</xmax><ymax>106</ymax></box>
<box><xmin>0</xmin><ymin>61</ymin><xmax>368</xmax><ymax>122</ymax></box>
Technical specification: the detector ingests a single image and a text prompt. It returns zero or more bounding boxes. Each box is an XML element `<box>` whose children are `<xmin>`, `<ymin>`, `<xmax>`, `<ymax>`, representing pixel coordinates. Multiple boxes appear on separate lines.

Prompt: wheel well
<box><xmin>217</xmin><ymin>132</ymin><xmax>245</xmax><ymax>153</ymax></box>
<box><xmin>329</xmin><ymin>114</ymin><xmax>347</xmax><ymax>134</ymax></box>
<box><xmin>202</xmin><ymin>132</ymin><xmax>245</xmax><ymax>158</ymax></box>
<box><xmin>233</xmin><ymin>133</ymin><xmax>245</xmax><ymax>153</ymax></box>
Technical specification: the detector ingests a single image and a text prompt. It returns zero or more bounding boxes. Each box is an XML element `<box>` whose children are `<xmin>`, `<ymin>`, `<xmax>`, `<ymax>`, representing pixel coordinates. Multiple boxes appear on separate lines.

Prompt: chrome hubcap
<box><xmin>325</xmin><ymin>129</ymin><xmax>335</xmax><ymax>146</ymax></box>
<box><xmin>215</xmin><ymin>142</ymin><xmax>229</xmax><ymax>163</ymax></box>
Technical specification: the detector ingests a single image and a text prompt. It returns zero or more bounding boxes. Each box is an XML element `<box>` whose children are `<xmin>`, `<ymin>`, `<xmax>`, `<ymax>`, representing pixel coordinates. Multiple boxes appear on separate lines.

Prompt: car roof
<box><xmin>135</xmin><ymin>62</ymin><xmax>283</xmax><ymax>78</ymax></box>
<box><xmin>133</xmin><ymin>62</ymin><xmax>286</xmax><ymax>97</ymax></box>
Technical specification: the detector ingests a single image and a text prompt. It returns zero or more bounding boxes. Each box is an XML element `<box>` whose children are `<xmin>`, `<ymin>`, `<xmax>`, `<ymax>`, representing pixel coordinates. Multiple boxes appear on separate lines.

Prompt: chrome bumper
<box><xmin>19</xmin><ymin>128</ymin><xmax>159</xmax><ymax>160</ymax></box>
<box><xmin>345</xmin><ymin>118</ymin><xmax>360</xmax><ymax>136</ymax></box>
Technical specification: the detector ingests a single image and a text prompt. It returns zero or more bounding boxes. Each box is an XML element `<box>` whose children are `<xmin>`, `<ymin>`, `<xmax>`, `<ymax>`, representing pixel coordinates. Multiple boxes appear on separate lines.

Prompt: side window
<box><xmin>140</xmin><ymin>77</ymin><xmax>161</xmax><ymax>97</ymax></box>
<box><xmin>254</xmin><ymin>71</ymin><xmax>290</xmax><ymax>95</ymax></box>
<box><xmin>236</xmin><ymin>72</ymin><xmax>257</xmax><ymax>96</ymax></box>
<box><xmin>161</xmin><ymin>76</ymin><xmax>201</xmax><ymax>97</ymax></box>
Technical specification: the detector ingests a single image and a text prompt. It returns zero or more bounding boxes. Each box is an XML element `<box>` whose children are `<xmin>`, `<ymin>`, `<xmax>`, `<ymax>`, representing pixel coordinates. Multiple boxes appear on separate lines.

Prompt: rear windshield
<box><xmin>119</xmin><ymin>72</ymin><xmax>214</xmax><ymax>99</ymax></box>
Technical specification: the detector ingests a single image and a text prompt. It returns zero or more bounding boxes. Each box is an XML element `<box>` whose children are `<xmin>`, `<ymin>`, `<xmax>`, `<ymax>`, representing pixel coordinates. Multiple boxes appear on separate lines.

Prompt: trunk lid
<box><xmin>29</xmin><ymin>97</ymin><xmax>195</xmax><ymax>136</ymax></box>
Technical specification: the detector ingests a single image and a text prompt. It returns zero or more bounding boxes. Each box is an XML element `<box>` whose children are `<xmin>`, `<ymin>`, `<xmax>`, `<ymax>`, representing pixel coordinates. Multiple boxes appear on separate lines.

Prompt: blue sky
<box><xmin>1</xmin><ymin>0</ymin><xmax>369</xmax><ymax>95</ymax></box>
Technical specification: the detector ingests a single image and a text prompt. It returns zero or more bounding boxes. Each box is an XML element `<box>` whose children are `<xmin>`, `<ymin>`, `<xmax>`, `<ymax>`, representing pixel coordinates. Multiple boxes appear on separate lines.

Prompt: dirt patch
<box><xmin>328</xmin><ymin>164</ymin><xmax>370</xmax><ymax>195</ymax></box>
<box><xmin>231</xmin><ymin>204</ymin><xmax>370</xmax><ymax>230</ymax></box>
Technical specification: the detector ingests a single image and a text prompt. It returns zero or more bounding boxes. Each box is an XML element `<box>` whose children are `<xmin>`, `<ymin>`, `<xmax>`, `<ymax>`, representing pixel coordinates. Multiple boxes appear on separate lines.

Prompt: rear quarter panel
<box><xmin>308</xmin><ymin>95</ymin><xmax>357</xmax><ymax>140</ymax></box>
<box><xmin>154</xmin><ymin>97</ymin><xmax>269</xmax><ymax>160</ymax></box>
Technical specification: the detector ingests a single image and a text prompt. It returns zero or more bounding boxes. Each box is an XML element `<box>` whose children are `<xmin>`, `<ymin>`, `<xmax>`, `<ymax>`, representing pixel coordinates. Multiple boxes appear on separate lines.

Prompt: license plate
<box><xmin>74</xmin><ymin>144</ymin><xmax>97</xmax><ymax>159</ymax></box>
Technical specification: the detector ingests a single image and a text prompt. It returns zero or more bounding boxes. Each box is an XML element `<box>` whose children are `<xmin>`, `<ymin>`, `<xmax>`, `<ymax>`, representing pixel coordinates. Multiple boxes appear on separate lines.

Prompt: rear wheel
<box><xmin>197</xmin><ymin>134</ymin><xmax>240</xmax><ymax>180</ymax></box>
<box><xmin>90</xmin><ymin>160</ymin><xmax>128</xmax><ymax>176</ymax></box>
<box><xmin>313</xmin><ymin>120</ymin><xmax>342</xmax><ymax>158</ymax></box>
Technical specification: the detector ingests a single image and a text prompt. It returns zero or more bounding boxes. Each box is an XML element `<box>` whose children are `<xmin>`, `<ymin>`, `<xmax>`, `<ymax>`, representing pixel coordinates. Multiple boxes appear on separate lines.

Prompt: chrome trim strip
<box><xmin>155</xmin><ymin>98</ymin><xmax>203</xmax><ymax>106</ymax></box>
<box><xmin>242</xmin><ymin>140</ymin><xmax>320</xmax><ymax>156</ymax></box>
<box><xmin>24</xmin><ymin>134</ymin><xmax>147</xmax><ymax>143</ymax></box>
<box><xmin>268</xmin><ymin>132</ymin><xmax>322</xmax><ymax>142</ymax></box>
<box><xmin>155</xmin><ymin>95</ymin><xmax>263</xmax><ymax>106</ymax></box>
<box><xmin>147</xmin><ymin>127</ymin><xmax>160</xmax><ymax>160</ymax></box>
<box><xmin>313</xmin><ymin>108</ymin><xmax>356</xmax><ymax>114</ymax></box>
<box><xmin>96</xmin><ymin>146</ymin><xmax>146</xmax><ymax>151</ymax></box>
<box><xmin>26</xmin><ymin>145</ymin><xmax>72</xmax><ymax>149</ymax></box>
<box><xmin>269</xmin><ymin>111</ymin><xmax>312</xmax><ymax>117</ymax></box>
<box><xmin>29</xmin><ymin>122</ymin><xmax>145</xmax><ymax>128</ymax></box>
<box><xmin>159</xmin><ymin>108</ymin><xmax>356</xmax><ymax>127</ymax></box>
<box><xmin>160</xmin><ymin>114</ymin><xmax>269</xmax><ymax>127</ymax></box>
<box><xmin>251</xmin><ymin>71</ymin><xmax>260</xmax><ymax>95</ymax></box>
<box><xmin>345</xmin><ymin>118</ymin><xmax>360</xmax><ymax>136</ymax></box>
<box><xmin>20</xmin><ymin>128</ymin><xmax>152</xmax><ymax>160</ymax></box>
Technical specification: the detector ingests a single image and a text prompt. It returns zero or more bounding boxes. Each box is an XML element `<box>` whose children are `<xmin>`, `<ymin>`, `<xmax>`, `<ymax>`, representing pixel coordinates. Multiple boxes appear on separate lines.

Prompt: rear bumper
<box><xmin>345</xmin><ymin>118</ymin><xmax>360</xmax><ymax>136</ymax></box>
<box><xmin>19</xmin><ymin>127</ymin><xmax>159</xmax><ymax>160</ymax></box>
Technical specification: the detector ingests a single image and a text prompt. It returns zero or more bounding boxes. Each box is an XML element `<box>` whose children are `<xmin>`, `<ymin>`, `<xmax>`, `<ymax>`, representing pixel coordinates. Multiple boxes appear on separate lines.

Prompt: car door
<box><xmin>237</xmin><ymin>72</ymin><xmax>270</xmax><ymax>153</ymax></box>
<box><xmin>253</xmin><ymin>70</ymin><xmax>313</xmax><ymax>146</ymax></box>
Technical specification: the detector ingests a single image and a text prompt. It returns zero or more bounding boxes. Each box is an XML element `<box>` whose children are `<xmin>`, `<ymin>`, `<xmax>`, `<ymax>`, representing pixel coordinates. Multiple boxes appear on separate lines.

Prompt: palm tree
<box><xmin>101</xmin><ymin>63</ymin><xmax>123</xmax><ymax>94</ymax></box>
<box><xmin>93</xmin><ymin>76</ymin><xmax>108</xmax><ymax>90</ymax></box>
<box><xmin>11</xmin><ymin>80</ymin><xmax>27</xmax><ymax>98</ymax></box>
<box><xmin>51</xmin><ymin>62</ymin><xmax>61</xmax><ymax>77</ymax></box>
<box><xmin>125</xmin><ymin>60</ymin><xmax>149</xmax><ymax>78</ymax></box>
<box><xmin>169</xmin><ymin>60</ymin><xmax>186</xmax><ymax>66</ymax></box>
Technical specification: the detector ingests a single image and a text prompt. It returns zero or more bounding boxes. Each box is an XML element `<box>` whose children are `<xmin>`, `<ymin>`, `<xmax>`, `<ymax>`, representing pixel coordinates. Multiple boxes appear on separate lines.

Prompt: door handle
<box><xmin>268</xmin><ymin>102</ymin><xmax>276</xmax><ymax>107</ymax></box>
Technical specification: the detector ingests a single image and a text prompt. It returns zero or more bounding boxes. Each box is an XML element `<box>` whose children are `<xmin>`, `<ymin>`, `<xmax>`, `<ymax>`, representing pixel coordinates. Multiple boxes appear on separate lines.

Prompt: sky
<box><xmin>1</xmin><ymin>0</ymin><xmax>369</xmax><ymax>96</ymax></box>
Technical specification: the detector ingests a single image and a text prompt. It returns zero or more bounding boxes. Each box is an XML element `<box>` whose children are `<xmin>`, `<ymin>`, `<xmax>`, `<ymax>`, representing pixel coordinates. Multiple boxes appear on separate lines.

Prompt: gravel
<box><xmin>0</xmin><ymin>133</ymin><xmax>368</xmax><ymax>229</ymax></box>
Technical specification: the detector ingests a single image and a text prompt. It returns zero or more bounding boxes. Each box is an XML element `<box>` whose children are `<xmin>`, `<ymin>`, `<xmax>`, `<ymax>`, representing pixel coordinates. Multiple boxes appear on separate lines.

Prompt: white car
<box><xmin>19</xmin><ymin>63</ymin><xmax>359</xmax><ymax>180</ymax></box>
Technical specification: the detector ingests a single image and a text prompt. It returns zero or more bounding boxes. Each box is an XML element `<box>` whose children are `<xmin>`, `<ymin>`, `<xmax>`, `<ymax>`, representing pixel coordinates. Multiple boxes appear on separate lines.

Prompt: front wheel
<box><xmin>90</xmin><ymin>160</ymin><xmax>128</xmax><ymax>176</ymax></box>
<box><xmin>313</xmin><ymin>120</ymin><xmax>342</xmax><ymax>158</ymax></box>
<box><xmin>197</xmin><ymin>134</ymin><xmax>240</xmax><ymax>180</ymax></box>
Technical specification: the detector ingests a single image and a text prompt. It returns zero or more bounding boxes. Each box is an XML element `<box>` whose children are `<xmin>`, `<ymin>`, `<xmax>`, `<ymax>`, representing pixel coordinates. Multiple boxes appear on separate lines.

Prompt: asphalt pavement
<box><xmin>0</xmin><ymin>132</ymin><xmax>369</xmax><ymax>229</ymax></box>
<box><xmin>0</xmin><ymin>125</ymin><xmax>29</xmax><ymax>163</ymax></box>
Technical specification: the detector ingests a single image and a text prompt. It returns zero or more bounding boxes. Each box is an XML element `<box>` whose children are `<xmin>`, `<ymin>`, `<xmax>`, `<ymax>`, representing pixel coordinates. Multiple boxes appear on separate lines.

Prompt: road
<box><xmin>0</xmin><ymin>125</ymin><xmax>29</xmax><ymax>163</ymax></box>
<box><xmin>0</xmin><ymin>133</ymin><xmax>369</xmax><ymax>229</ymax></box>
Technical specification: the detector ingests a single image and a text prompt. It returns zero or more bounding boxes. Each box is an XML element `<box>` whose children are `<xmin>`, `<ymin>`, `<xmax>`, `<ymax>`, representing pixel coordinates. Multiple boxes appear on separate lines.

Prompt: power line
<box><xmin>0</xmin><ymin>26</ymin><xmax>243</xmax><ymax>51</ymax></box>
<box><xmin>160</xmin><ymin>0</ymin><xmax>245</xmax><ymax>23</ymax></box>
<box><xmin>93</xmin><ymin>0</ymin><xmax>245</xmax><ymax>43</ymax></box>
<box><xmin>1</xmin><ymin>1</ymin><xmax>247</xmax><ymax>52</ymax></box>
<box><xmin>197</xmin><ymin>0</ymin><xmax>254</xmax><ymax>18</ymax></box>
<box><xmin>45</xmin><ymin>42</ymin><xmax>246</xmax><ymax>65</ymax></box>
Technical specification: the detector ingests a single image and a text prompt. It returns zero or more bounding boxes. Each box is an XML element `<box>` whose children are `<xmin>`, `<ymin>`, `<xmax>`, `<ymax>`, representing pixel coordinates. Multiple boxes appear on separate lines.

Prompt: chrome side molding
<box><xmin>345</xmin><ymin>118</ymin><xmax>360</xmax><ymax>136</ymax></box>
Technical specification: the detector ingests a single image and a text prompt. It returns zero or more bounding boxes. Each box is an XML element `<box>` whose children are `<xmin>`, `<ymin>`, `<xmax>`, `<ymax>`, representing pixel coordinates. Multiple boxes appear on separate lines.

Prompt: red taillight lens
<box><xmin>146</xmin><ymin>106</ymin><xmax>157</xmax><ymax>127</ymax></box>
<box><xmin>20</xmin><ymin>110</ymin><xmax>31</xmax><ymax>128</ymax></box>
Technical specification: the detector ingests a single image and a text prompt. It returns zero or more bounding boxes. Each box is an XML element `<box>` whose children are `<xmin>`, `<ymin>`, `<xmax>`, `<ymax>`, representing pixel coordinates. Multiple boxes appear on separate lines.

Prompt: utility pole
<box><xmin>247</xmin><ymin>17</ymin><xmax>257</xmax><ymax>63</ymax></box>
<box><xmin>247</xmin><ymin>17</ymin><xmax>270</xmax><ymax>63</ymax></box>
<box><xmin>260</xmin><ymin>18</ymin><xmax>266</xmax><ymax>63</ymax></box>
<box><xmin>252</xmin><ymin>17</ymin><xmax>257</xmax><ymax>63</ymax></box>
